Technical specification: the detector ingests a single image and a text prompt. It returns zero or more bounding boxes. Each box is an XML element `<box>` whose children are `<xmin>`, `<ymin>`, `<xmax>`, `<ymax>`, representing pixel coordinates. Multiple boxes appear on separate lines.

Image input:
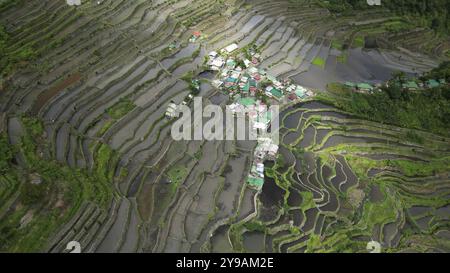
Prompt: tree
<box><xmin>392</xmin><ymin>71</ymin><xmax>406</xmax><ymax>85</ymax></box>
<box><xmin>0</xmin><ymin>134</ymin><xmax>13</xmax><ymax>174</ymax></box>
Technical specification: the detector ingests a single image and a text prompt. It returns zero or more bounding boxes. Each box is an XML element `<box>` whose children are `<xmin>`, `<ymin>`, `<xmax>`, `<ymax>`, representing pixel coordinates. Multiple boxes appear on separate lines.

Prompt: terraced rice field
<box><xmin>256</xmin><ymin>101</ymin><xmax>450</xmax><ymax>252</ymax></box>
<box><xmin>0</xmin><ymin>0</ymin><xmax>448</xmax><ymax>253</ymax></box>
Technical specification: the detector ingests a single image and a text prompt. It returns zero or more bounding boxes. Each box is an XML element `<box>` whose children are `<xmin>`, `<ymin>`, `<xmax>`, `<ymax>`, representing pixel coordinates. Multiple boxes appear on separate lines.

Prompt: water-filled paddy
<box><xmin>293</xmin><ymin>48</ymin><xmax>420</xmax><ymax>90</ymax></box>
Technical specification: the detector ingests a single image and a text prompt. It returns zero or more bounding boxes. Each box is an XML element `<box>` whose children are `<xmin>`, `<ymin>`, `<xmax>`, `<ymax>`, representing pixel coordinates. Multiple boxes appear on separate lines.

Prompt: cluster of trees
<box><xmin>0</xmin><ymin>116</ymin><xmax>115</xmax><ymax>251</ymax></box>
<box><xmin>320</xmin><ymin>0</ymin><xmax>449</xmax><ymax>34</ymax></box>
<box><xmin>331</xmin><ymin>80</ymin><xmax>450</xmax><ymax>137</ymax></box>
<box><xmin>421</xmin><ymin>61</ymin><xmax>450</xmax><ymax>82</ymax></box>
<box><xmin>0</xmin><ymin>25</ymin><xmax>9</xmax><ymax>76</ymax></box>
<box><xmin>0</xmin><ymin>133</ymin><xmax>13</xmax><ymax>175</ymax></box>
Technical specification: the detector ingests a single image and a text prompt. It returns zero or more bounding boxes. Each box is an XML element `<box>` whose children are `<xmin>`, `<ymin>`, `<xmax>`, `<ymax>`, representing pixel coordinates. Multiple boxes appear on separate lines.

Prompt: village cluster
<box><xmin>166</xmin><ymin>36</ymin><xmax>317</xmax><ymax>191</ymax></box>
<box><xmin>208</xmin><ymin>42</ymin><xmax>315</xmax><ymax>190</ymax></box>
<box><xmin>207</xmin><ymin>43</ymin><xmax>314</xmax><ymax>103</ymax></box>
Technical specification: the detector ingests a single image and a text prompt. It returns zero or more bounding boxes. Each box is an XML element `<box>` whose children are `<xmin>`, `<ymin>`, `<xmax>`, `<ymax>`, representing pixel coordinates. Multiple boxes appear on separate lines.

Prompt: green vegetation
<box><xmin>405</xmin><ymin>130</ymin><xmax>424</xmax><ymax>144</ymax></box>
<box><xmin>331</xmin><ymin>40</ymin><xmax>344</xmax><ymax>50</ymax></box>
<box><xmin>421</xmin><ymin>61</ymin><xmax>450</xmax><ymax>82</ymax></box>
<box><xmin>326</xmin><ymin>82</ymin><xmax>349</xmax><ymax>94</ymax></box>
<box><xmin>324</xmin><ymin>77</ymin><xmax>450</xmax><ymax>137</ymax></box>
<box><xmin>181</xmin><ymin>71</ymin><xmax>194</xmax><ymax>82</ymax></box>
<box><xmin>299</xmin><ymin>191</ymin><xmax>315</xmax><ymax>211</ymax></box>
<box><xmin>106</xmin><ymin>98</ymin><xmax>136</xmax><ymax>120</ymax></box>
<box><xmin>243</xmin><ymin>221</ymin><xmax>266</xmax><ymax>232</ymax></box>
<box><xmin>94</xmin><ymin>143</ymin><xmax>117</xmax><ymax>181</ymax></box>
<box><xmin>189</xmin><ymin>79</ymin><xmax>200</xmax><ymax>95</ymax></box>
<box><xmin>22</xmin><ymin>117</ymin><xmax>44</xmax><ymax>136</ymax></box>
<box><xmin>97</xmin><ymin>120</ymin><xmax>114</xmax><ymax>137</ymax></box>
<box><xmin>352</xmin><ymin>36</ymin><xmax>365</xmax><ymax>48</ymax></box>
<box><xmin>0</xmin><ymin>133</ymin><xmax>13</xmax><ymax>174</ymax></box>
<box><xmin>0</xmin><ymin>0</ymin><xmax>448</xmax><ymax>254</ymax></box>
<box><xmin>0</xmin><ymin>117</ymin><xmax>114</xmax><ymax>252</ymax></box>
<box><xmin>262</xmin><ymin>86</ymin><xmax>450</xmax><ymax>252</ymax></box>
<box><xmin>344</xmin><ymin>155</ymin><xmax>383</xmax><ymax>179</ymax></box>
<box><xmin>358</xmin><ymin>188</ymin><xmax>397</xmax><ymax>228</ymax></box>
<box><xmin>167</xmin><ymin>165</ymin><xmax>188</xmax><ymax>186</ymax></box>
<box><xmin>312</xmin><ymin>57</ymin><xmax>326</xmax><ymax>68</ymax></box>
<box><xmin>275</xmin><ymin>153</ymin><xmax>285</xmax><ymax>168</ymax></box>
<box><xmin>388</xmin><ymin>157</ymin><xmax>450</xmax><ymax>177</ymax></box>
<box><xmin>319</xmin><ymin>0</ymin><xmax>450</xmax><ymax>34</ymax></box>
<box><xmin>0</xmin><ymin>0</ymin><xmax>23</xmax><ymax>11</ymax></box>
<box><xmin>154</xmin><ymin>165</ymin><xmax>190</xmax><ymax>227</ymax></box>
<box><xmin>383</xmin><ymin>20</ymin><xmax>411</xmax><ymax>33</ymax></box>
<box><xmin>19</xmin><ymin>178</ymin><xmax>50</xmax><ymax>206</ymax></box>
<box><xmin>99</xmin><ymin>97</ymin><xmax>135</xmax><ymax>137</ymax></box>
<box><xmin>345</xmin><ymin>154</ymin><xmax>450</xmax><ymax>181</ymax></box>
<box><xmin>305</xmin><ymin>234</ymin><xmax>323</xmax><ymax>252</ymax></box>
<box><xmin>0</xmin><ymin>24</ymin><xmax>37</xmax><ymax>77</ymax></box>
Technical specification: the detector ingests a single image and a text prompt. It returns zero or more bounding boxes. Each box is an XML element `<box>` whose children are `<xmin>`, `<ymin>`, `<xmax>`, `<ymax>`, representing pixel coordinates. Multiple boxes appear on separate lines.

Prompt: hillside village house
<box><xmin>222</xmin><ymin>43</ymin><xmax>239</xmax><ymax>54</ymax></box>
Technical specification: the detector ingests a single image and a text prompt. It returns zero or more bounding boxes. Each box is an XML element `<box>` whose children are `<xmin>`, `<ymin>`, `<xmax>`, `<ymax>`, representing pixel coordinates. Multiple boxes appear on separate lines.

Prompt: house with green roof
<box><xmin>356</xmin><ymin>83</ymin><xmax>373</xmax><ymax>92</ymax></box>
<box><xmin>247</xmin><ymin>176</ymin><xmax>264</xmax><ymax>190</ymax></box>
<box><xmin>241</xmin><ymin>81</ymin><xmax>250</xmax><ymax>93</ymax></box>
<box><xmin>427</xmin><ymin>79</ymin><xmax>440</xmax><ymax>88</ymax></box>
<box><xmin>239</xmin><ymin>97</ymin><xmax>256</xmax><ymax>107</ymax></box>
<box><xmin>295</xmin><ymin>86</ymin><xmax>307</xmax><ymax>98</ymax></box>
<box><xmin>270</xmin><ymin>88</ymin><xmax>283</xmax><ymax>100</ymax></box>
<box><xmin>402</xmin><ymin>81</ymin><xmax>419</xmax><ymax>90</ymax></box>
<box><xmin>345</xmin><ymin>82</ymin><xmax>356</xmax><ymax>88</ymax></box>
<box><xmin>226</xmin><ymin>59</ymin><xmax>236</xmax><ymax>68</ymax></box>
<box><xmin>226</xmin><ymin>77</ymin><xmax>238</xmax><ymax>83</ymax></box>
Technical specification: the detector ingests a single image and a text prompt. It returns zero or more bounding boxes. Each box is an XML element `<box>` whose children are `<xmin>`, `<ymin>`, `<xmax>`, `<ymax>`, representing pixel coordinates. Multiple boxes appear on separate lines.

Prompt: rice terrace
<box><xmin>0</xmin><ymin>0</ymin><xmax>449</xmax><ymax>254</ymax></box>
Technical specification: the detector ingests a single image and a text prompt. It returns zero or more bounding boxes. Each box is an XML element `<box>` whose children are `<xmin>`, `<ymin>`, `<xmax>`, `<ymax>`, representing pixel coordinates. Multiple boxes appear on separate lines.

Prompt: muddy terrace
<box><xmin>0</xmin><ymin>0</ymin><xmax>448</xmax><ymax>252</ymax></box>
